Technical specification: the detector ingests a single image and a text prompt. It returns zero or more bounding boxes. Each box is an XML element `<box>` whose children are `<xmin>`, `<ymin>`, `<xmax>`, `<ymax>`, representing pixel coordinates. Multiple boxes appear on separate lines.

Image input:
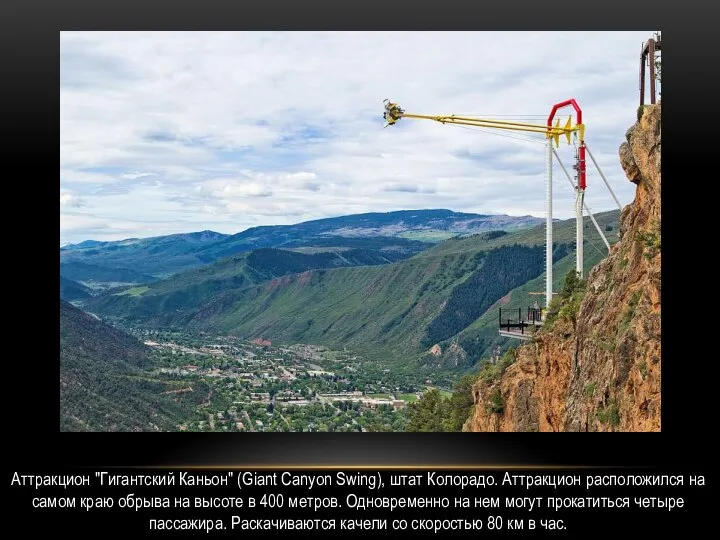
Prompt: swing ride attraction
<box><xmin>382</xmin><ymin>99</ymin><xmax>619</xmax><ymax>340</ymax></box>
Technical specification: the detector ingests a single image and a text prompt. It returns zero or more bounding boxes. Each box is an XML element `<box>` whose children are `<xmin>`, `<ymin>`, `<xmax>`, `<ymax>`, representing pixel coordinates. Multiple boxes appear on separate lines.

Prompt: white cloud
<box><xmin>60</xmin><ymin>31</ymin><xmax>655</xmax><ymax>243</ymax></box>
<box><xmin>215</xmin><ymin>182</ymin><xmax>273</xmax><ymax>198</ymax></box>
<box><xmin>122</xmin><ymin>171</ymin><xmax>155</xmax><ymax>180</ymax></box>
<box><xmin>60</xmin><ymin>193</ymin><xmax>87</xmax><ymax>208</ymax></box>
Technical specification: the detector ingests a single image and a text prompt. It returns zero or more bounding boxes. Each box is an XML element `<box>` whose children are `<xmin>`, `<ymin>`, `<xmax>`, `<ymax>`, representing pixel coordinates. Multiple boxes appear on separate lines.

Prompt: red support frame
<box><xmin>547</xmin><ymin>99</ymin><xmax>586</xmax><ymax>190</ymax></box>
<box><xmin>547</xmin><ymin>98</ymin><xmax>582</xmax><ymax>127</ymax></box>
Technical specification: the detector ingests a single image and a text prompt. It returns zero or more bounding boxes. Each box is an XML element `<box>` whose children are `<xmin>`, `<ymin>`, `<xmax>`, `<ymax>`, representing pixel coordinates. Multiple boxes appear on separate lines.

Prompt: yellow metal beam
<box><xmin>402</xmin><ymin>113</ymin><xmax>564</xmax><ymax>131</ymax></box>
<box><xmin>414</xmin><ymin>118</ymin><xmax>566</xmax><ymax>136</ymax></box>
<box><xmin>385</xmin><ymin>100</ymin><xmax>581</xmax><ymax>144</ymax></box>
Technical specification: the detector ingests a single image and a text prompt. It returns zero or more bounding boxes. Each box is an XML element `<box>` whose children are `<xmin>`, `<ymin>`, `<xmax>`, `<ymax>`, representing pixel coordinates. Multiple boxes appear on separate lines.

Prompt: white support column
<box><xmin>576</xmin><ymin>188</ymin><xmax>584</xmax><ymax>277</ymax></box>
<box><xmin>546</xmin><ymin>139</ymin><xmax>553</xmax><ymax>309</ymax></box>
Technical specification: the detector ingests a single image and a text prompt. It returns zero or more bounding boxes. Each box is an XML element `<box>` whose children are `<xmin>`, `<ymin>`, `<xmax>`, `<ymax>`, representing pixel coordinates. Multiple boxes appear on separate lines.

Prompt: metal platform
<box><xmin>498</xmin><ymin>307</ymin><xmax>544</xmax><ymax>340</ymax></box>
<box><xmin>499</xmin><ymin>329</ymin><xmax>533</xmax><ymax>341</ymax></box>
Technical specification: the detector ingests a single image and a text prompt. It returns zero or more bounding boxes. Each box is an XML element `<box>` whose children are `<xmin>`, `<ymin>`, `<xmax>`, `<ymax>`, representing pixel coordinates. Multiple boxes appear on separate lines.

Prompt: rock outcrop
<box><xmin>465</xmin><ymin>103</ymin><xmax>661</xmax><ymax>432</ymax></box>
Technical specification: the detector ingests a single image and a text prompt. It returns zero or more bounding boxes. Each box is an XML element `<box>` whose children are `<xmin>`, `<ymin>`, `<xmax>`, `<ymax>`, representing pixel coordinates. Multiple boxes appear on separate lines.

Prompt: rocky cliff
<box><xmin>465</xmin><ymin>103</ymin><xmax>661</xmax><ymax>432</ymax></box>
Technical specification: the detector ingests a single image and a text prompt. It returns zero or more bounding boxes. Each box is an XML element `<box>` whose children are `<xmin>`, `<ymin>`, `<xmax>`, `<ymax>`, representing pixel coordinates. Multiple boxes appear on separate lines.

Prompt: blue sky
<box><xmin>60</xmin><ymin>31</ymin><xmax>657</xmax><ymax>244</ymax></box>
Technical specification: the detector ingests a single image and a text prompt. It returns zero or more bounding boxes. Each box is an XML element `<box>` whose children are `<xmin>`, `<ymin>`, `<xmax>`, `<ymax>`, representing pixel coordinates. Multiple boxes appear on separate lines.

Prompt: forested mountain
<box><xmin>59</xmin><ymin>275</ymin><xmax>91</xmax><ymax>302</ymax></box>
<box><xmin>85</xmin><ymin>246</ymin><xmax>423</xmax><ymax>319</ymax></box>
<box><xmin>60</xmin><ymin>301</ymin><xmax>208</xmax><ymax>431</ymax></box>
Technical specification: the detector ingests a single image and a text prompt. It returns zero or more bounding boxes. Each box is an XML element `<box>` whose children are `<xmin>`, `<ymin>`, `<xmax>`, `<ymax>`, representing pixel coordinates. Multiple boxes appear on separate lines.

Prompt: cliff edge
<box><xmin>465</xmin><ymin>103</ymin><xmax>661</xmax><ymax>432</ymax></box>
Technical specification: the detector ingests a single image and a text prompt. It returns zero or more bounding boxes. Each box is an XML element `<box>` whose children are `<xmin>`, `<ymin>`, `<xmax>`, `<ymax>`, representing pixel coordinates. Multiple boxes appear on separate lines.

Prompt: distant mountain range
<box><xmin>60</xmin><ymin>210</ymin><xmax>544</xmax><ymax>280</ymax></box>
<box><xmin>60</xmin><ymin>261</ymin><xmax>156</xmax><ymax>285</ymax></box>
<box><xmin>60</xmin><ymin>231</ymin><xmax>230</xmax><ymax>279</ymax></box>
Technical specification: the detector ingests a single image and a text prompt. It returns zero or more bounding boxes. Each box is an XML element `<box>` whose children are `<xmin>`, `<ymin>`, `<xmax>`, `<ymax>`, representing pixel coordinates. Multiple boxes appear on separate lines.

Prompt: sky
<box><xmin>60</xmin><ymin>31</ymin><xmax>658</xmax><ymax>245</ymax></box>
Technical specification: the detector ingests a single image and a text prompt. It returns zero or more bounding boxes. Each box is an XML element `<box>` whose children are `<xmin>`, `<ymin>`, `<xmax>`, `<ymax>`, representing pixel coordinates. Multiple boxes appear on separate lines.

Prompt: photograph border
<box><xmin>1</xmin><ymin>0</ymin><xmax>701</xmax><ymax>469</ymax></box>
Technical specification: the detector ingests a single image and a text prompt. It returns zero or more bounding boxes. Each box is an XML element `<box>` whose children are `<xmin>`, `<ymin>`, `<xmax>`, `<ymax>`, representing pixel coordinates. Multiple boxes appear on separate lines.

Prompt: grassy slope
<box><xmin>184</xmin><ymin>251</ymin><xmax>478</xmax><ymax>360</ymax></box>
<box><xmin>87</xmin><ymin>247</ymin><xmax>422</xmax><ymax>320</ymax></box>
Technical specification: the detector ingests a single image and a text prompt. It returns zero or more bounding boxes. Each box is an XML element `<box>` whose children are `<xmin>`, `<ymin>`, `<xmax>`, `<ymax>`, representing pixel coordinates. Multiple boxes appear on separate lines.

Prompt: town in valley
<box><xmin>126</xmin><ymin>328</ymin><xmax>442</xmax><ymax>432</ymax></box>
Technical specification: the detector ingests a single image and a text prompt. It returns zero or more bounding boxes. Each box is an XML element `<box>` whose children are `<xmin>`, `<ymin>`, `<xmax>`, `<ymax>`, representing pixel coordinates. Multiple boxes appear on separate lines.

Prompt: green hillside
<box><xmin>59</xmin><ymin>275</ymin><xmax>91</xmax><ymax>302</ymax></box>
<box><xmin>93</xmin><ymin>210</ymin><xmax>619</xmax><ymax>372</ymax></box>
<box><xmin>60</xmin><ymin>300</ymin><xmax>208</xmax><ymax>431</ymax></box>
<box><xmin>86</xmin><ymin>247</ymin><xmax>419</xmax><ymax>320</ymax></box>
<box><xmin>172</xmin><ymin>243</ymin><xmax>565</xmax><ymax>364</ymax></box>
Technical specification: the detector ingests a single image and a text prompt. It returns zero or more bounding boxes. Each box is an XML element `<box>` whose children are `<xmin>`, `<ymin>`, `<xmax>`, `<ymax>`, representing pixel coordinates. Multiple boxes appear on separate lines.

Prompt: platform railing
<box><xmin>498</xmin><ymin>306</ymin><xmax>544</xmax><ymax>335</ymax></box>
